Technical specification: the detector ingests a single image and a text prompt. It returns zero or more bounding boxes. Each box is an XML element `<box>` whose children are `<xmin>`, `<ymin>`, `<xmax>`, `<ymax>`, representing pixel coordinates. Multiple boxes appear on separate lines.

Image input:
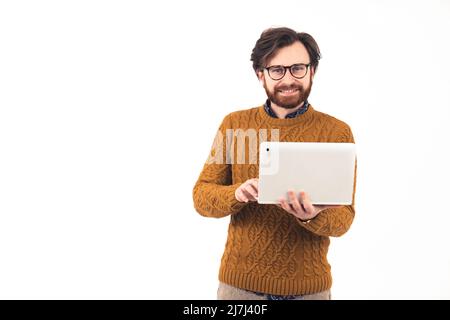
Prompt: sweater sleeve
<box><xmin>298</xmin><ymin>124</ymin><xmax>357</xmax><ymax>237</ymax></box>
<box><xmin>192</xmin><ymin>114</ymin><xmax>247</xmax><ymax>218</ymax></box>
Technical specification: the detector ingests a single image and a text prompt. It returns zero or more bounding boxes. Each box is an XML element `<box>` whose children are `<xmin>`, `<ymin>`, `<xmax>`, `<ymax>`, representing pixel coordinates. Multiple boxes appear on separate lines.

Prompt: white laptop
<box><xmin>258</xmin><ymin>142</ymin><xmax>356</xmax><ymax>205</ymax></box>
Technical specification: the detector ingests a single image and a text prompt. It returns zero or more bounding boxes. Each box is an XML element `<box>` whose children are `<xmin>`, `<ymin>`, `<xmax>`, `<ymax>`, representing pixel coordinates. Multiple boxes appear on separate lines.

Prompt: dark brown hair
<box><xmin>250</xmin><ymin>27</ymin><xmax>321</xmax><ymax>74</ymax></box>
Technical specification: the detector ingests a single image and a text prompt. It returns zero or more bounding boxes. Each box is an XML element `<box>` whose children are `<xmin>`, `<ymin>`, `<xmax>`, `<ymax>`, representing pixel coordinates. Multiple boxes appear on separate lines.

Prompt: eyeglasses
<box><xmin>264</xmin><ymin>63</ymin><xmax>311</xmax><ymax>81</ymax></box>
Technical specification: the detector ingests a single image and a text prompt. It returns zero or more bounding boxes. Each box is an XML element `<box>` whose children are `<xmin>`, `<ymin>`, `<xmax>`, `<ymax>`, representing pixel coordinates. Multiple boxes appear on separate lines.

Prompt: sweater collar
<box><xmin>263</xmin><ymin>99</ymin><xmax>309</xmax><ymax>119</ymax></box>
<box><xmin>258</xmin><ymin>101</ymin><xmax>315</xmax><ymax>126</ymax></box>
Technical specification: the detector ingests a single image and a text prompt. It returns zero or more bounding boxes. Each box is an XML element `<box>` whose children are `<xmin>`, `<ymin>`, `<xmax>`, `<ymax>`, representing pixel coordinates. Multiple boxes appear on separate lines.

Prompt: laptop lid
<box><xmin>258</xmin><ymin>142</ymin><xmax>356</xmax><ymax>205</ymax></box>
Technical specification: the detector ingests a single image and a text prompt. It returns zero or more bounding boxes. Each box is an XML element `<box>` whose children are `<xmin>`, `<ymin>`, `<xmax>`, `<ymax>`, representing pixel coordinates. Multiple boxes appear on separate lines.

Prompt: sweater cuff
<box><xmin>226</xmin><ymin>183</ymin><xmax>248</xmax><ymax>214</ymax></box>
<box><xmin>296</xmin><ymin>207</ymin><xmax>333</xmax><ymax>233</ymax></box>
<box><xmin>297</xmin><ymin>205</ymin><xmax>354</xmax><ymax>237</ymax></box>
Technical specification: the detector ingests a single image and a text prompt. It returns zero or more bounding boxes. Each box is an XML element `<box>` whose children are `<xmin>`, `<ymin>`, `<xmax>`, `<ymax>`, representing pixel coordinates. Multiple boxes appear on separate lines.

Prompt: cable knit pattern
<box><xmin>193</xmin><ymin>104</ymin><xmax>357</xmax><ymax>295</ymax></box>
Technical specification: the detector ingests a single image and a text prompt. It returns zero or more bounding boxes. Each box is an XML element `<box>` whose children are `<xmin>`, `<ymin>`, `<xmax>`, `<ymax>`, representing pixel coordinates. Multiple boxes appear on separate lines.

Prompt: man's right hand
<box><xmin>235</xmin><ymin>178</ymin><xmax>259</xmax><ymax>203</ymax></box>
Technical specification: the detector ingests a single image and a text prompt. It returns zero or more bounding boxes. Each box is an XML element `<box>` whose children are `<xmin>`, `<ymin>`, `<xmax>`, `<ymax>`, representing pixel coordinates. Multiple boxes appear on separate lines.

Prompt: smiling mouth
<box><xmin>278</xmin><ymin>88</ymin><xmax>299</xmax><ymax>96</ymax></box>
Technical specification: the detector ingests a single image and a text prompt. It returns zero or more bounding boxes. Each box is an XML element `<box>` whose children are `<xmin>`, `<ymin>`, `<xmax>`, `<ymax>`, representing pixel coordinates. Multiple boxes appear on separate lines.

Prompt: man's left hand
<box><xmin>278</xmin><ymin>190</ymin><xmax>342</xmax><ymax>221</ymax></box>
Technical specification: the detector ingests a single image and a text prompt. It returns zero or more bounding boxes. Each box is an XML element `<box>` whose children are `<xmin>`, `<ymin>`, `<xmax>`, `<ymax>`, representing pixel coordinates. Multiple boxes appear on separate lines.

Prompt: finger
<box><xmin>279</xmin><ymin>198</ymin><xmax>295</xmax><ymax>215</ymax></box>
<box><xmin>242</xmin><ymin>188</ymin><xmax>257</xmax><ymax>202</ymax></box>
<box><xmin>245</xmin><ymin>183</ymin><xmax>258</xmax><ymax>199</ymax></box>
<box><xmin>243</xmin><ymin>190</ymin><xmax>257</xmax><ymax>202</ymax></box>
<box><xmin>247</xmin><ymin>179</ymin><xmax>259</xmax><ymax>196</ymax></box>
<box><xmin>236</xmin><ymin>189</ymin><xmax>245</xmax><ymax>202</ymax></box>
<box><xmin>288</xmin><ymin>190</ymin><xmax>304</xmax><ymax>214</ymax></box>
<box><xmin>236</xmin><ymin>188</ymin><xmax>249</xmax><ymax>202</ymax></box>
<box><xmin>300</xmin><ymin>191</ymin><xmax>315</xmax><ymax>215</ymax></box>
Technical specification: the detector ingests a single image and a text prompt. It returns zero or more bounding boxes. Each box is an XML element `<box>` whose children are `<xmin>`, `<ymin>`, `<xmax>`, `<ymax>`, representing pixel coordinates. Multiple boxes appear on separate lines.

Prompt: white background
<box><xmin>1</xmin><ymin>0</ymin><xmax>449</xmax><ymax>299</ymax></box>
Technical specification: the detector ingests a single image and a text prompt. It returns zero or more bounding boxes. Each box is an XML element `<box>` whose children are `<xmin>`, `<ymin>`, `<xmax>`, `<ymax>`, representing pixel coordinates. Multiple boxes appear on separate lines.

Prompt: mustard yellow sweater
<box><xmin>193</xmin><ymin>104</ymin><xmax>357</xmax><ymax>295</ymax></box>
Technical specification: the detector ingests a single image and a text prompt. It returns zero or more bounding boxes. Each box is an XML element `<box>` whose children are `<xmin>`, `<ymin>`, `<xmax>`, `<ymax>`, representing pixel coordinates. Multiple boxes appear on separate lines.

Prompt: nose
<box><xmin>279</xmin><ymin>71</ymin><xmax>298</xmax><ymax>85</ymax></box>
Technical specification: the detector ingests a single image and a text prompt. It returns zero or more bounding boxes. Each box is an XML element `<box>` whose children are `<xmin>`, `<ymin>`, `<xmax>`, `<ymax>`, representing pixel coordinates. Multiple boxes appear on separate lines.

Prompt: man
<box><xmin>193</xmin><ymin>27</ymin><xmax>356</xmax><ymax>300</ymax></box>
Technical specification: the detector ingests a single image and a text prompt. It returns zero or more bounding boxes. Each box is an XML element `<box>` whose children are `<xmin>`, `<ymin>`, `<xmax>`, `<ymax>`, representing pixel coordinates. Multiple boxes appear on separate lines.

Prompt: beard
<box><xmin>263</xmin><ymin>76</ymin><xmax>312</xmax><ymax>109</ymax></box>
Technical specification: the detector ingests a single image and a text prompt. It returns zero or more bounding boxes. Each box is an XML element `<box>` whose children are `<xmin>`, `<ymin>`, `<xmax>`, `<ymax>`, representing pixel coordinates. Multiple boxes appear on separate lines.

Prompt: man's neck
<box><xmin>271</xmin><ymin>101</ymin><xmax>305</xmax><ymax>119</ymax></box>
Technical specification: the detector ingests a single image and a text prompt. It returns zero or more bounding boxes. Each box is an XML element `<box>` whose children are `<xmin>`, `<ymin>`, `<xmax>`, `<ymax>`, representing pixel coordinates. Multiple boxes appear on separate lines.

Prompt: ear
<box><xmin>310</xmin><ymin>66</ymin><xmax>316</xmax><ymax>80</ymax></box>
<box><xmin>257</xmin><ymin>71</ymin><xmax>264</xmax><ymax>85</ymax></box>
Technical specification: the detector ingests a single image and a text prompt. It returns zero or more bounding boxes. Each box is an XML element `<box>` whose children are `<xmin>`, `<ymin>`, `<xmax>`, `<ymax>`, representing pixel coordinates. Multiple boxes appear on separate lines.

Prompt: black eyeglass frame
<box><xmin>264</xmin><ymin>63</ymin><xmax>311</xmax><ymax>80</ymax></box>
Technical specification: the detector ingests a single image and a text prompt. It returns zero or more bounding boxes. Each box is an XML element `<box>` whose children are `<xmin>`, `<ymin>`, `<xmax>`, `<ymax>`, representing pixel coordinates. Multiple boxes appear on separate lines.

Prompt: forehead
<box><xmin>267</xmin><ymin>41</ymin><xmax>310</xmax><ymax>66</ymax></box>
